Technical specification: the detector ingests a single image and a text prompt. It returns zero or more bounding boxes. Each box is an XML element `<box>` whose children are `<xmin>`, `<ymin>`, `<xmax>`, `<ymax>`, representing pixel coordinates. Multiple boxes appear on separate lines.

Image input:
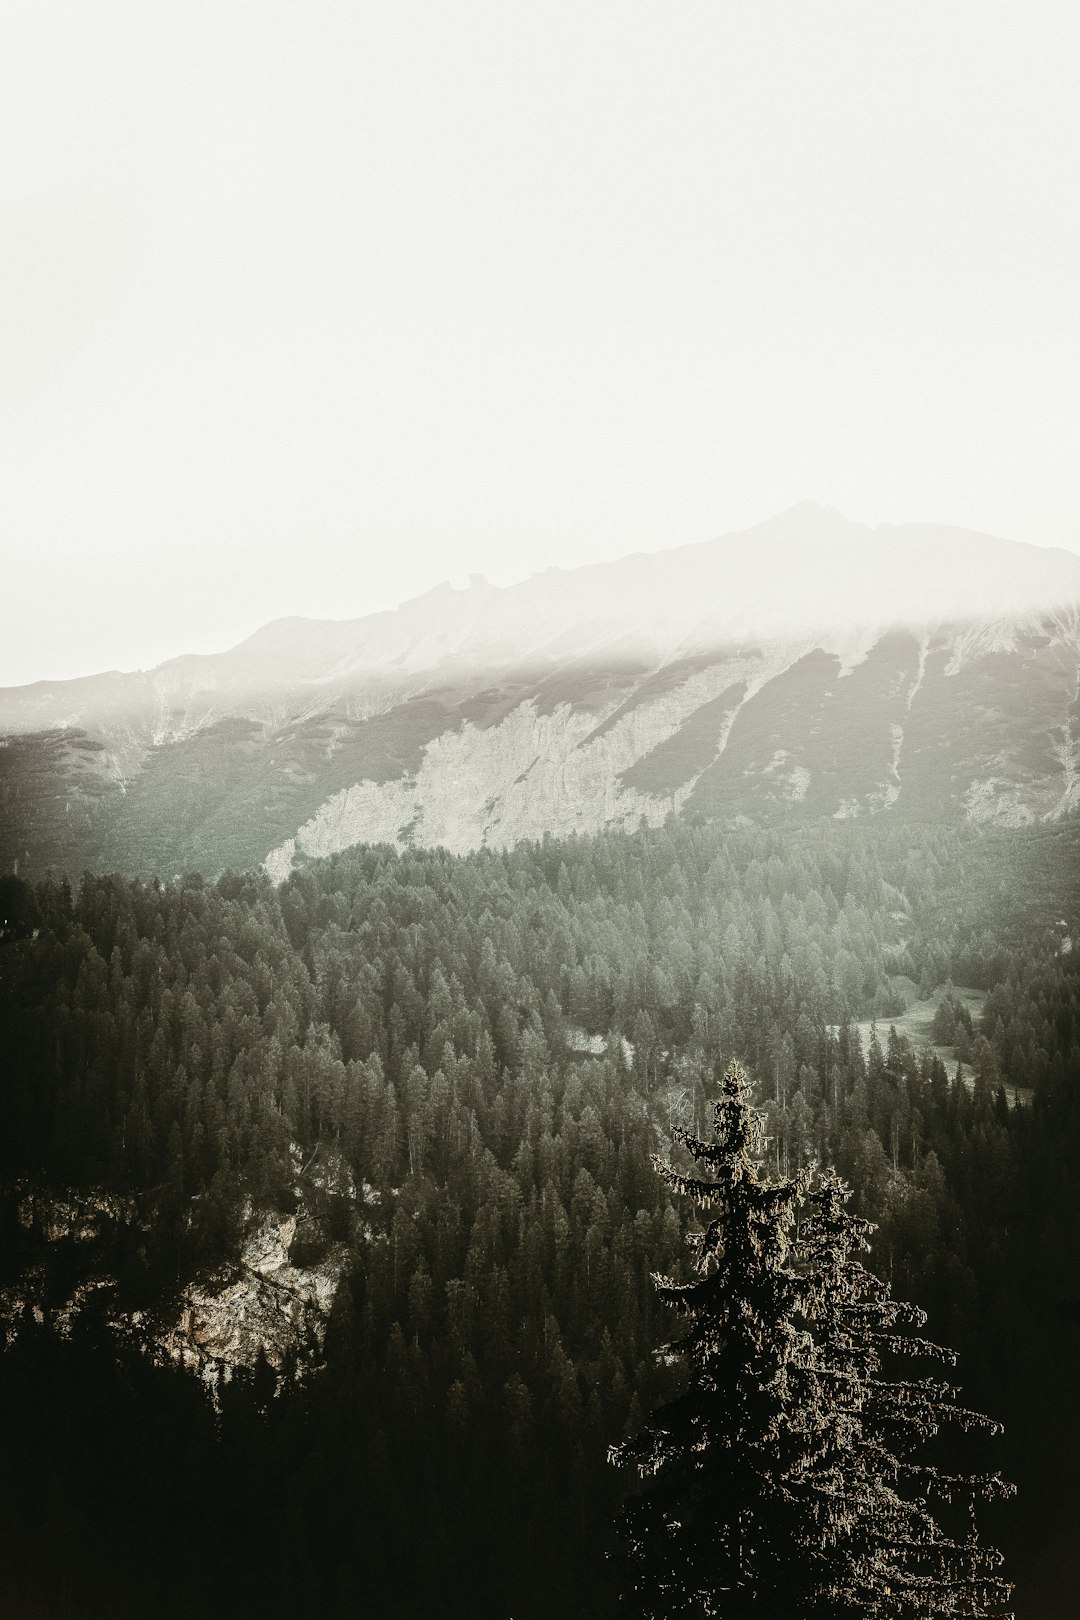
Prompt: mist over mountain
<box><xmin>3</xmin><ymin>504</ymin><xmax>1079</xmax><ymax>881</ymax></box>
<box><xmin>10</xmin><ymin>503</ymin><xmax>1080</xmax><ymax>704</ymax></box>
<box><xmin>5</xmin><ymin>504</ymin><xmax>1080</xmax><ymax>1620</ymax></box>
<box><xmin>235</xmin><ymin>501</ymin><xmax>1080</xmax><ymax>675</ymax></box>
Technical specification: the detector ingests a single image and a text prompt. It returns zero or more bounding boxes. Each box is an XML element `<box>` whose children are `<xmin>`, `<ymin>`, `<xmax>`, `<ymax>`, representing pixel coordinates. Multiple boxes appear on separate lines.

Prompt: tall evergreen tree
<box><xmin>610</xmin><ymin>1058</ymin><xmax>819</xmax><ymax>1617</ymax></box>
<box><xmin>611</xmin><ymin>1059</ymin><xmax>1013</xmax><ymax>1619</ymax></box>
<box><xmin>796</xmin><ymin>1168</ymin><xmax>1014</xmax><ymax>1618</ymax></box>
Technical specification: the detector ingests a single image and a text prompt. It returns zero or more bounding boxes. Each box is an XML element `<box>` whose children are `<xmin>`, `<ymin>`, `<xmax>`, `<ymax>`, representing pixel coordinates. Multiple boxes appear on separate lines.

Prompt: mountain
<box><xmin>3</xmin><ymin>503</ymin><xmax>1080</xmax><ymax>880</ymax></box>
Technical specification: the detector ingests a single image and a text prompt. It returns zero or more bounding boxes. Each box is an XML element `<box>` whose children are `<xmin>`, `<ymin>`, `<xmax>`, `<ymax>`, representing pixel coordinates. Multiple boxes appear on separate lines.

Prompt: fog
<box><xmin>3</xmin><ymin>3</ymin><xmax>1079</xmax><ymax>685</ymax></box>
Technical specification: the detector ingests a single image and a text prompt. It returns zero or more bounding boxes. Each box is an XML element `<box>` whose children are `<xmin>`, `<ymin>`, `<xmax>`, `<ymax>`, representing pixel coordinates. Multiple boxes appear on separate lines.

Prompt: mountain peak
<box><xmin>4</xmin><ymin>509</ymin><xmax>1080</xmax><ymax>715</ymax></box>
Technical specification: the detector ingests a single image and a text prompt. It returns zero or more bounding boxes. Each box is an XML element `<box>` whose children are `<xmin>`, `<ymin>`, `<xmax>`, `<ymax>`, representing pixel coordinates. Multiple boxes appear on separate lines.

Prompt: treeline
<box><xmin>0</xmin><ymin>817</ymin><xmax>1078</xmax><ymax>1617</ymax></box>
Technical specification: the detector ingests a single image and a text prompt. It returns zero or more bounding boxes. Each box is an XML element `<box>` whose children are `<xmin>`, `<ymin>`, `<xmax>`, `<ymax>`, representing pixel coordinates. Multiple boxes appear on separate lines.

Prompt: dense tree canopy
<box><xmin>0</xmin><ymin>815</ymin><xmax>1077</xmax><ymax>1617</ymax></box>
<box><xmin>615</xmin><ymin>1061</ymin><xmax>1013</xmax><ymax>1619</ymax></box>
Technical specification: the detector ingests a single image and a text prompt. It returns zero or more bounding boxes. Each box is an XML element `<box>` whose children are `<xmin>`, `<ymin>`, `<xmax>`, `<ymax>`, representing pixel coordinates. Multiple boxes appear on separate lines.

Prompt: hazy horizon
<box><xmin>6</xmin><ymin>500</ymin><xmax>1080</xmax><ymax>690</ymax></box>
<box><xmin>4</xmin><ymin>4</ymin><xmax>1079</xmax><ymax>686</ymax></box>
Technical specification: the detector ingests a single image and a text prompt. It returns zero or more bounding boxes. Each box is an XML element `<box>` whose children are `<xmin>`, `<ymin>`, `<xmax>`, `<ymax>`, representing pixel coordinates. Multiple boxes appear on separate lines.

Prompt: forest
<box><xmin>1</xmin><ymin>813</ymin><xmax>1078</xmax><ymax>1618</ymax></box>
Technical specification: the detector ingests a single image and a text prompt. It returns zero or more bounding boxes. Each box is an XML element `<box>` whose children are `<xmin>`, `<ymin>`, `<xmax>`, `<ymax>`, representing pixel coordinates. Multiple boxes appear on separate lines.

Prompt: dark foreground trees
<box><xmin>612</xmin><ymin>1059</ymin><xmax>1014</xmax><ymax>1619</ymax></box>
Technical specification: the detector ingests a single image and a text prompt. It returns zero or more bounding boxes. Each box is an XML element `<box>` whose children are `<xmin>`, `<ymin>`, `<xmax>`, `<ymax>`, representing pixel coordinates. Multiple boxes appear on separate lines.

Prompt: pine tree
<box><xmin>796</xmin><ymin>1168</ymin><xmax>1014</xmax><ymax>1618</ymax></box>
<box><xmin>611</xmin><ymin>1058</ymin><xmax>1013</xmax><ymax>1619</ymax></box>
<box><xmin>610</xmin><ymin>1058</ymin><xmax>818</xmax><ymax>1617</ymax></box>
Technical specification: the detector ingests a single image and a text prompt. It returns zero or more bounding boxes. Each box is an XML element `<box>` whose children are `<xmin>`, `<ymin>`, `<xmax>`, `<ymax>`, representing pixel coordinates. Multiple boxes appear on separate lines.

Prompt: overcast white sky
<box><xmin>2</xmin><ymin>2</ymin><xmax>1079</xmax><ymax>685</ymax></box>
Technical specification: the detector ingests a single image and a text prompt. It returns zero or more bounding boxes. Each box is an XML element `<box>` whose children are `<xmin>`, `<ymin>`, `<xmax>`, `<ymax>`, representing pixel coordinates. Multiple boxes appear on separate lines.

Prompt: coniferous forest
<box><xmin>2</xmin><ymin>815</ymin><xmax>1079</xmax><ymax>1617</ymax></box>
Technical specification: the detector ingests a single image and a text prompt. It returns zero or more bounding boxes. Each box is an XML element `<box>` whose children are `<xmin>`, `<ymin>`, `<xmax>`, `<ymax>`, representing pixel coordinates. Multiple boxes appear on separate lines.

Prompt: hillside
<box><xmin>2</xmin><ymin>815</ymin><xmax>1078</xmax><ymax>1617</ymax></box>
<box><xmin>3</xmin><ymin>505</ymin><xmax>1080</xmax><ymax>880</ymax></box>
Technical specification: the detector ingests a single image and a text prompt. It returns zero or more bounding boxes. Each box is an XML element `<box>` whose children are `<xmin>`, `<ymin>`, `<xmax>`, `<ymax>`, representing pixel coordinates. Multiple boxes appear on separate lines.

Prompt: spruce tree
<box><xmin>796</xmin><ymin>1169</ymin><xmax>1014</xmax><ymax>1618</ymax></box>
<box><xmin>610</xmin><ymin>1058</ymin><xmax>819</xmax><ymax>1617</ymax></box>
<box><xmin>611</xmin><ymin>1058</ymin><xmax>1013</xmax><ymax>1619</ymax></box>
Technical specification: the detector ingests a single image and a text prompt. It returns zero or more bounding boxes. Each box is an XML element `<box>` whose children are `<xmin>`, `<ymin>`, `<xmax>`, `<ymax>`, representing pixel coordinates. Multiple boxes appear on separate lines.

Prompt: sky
<box><xmin>2</xmin><ymin>2</ymin><xmax>1079</xmax><ymax>686</ymax></box>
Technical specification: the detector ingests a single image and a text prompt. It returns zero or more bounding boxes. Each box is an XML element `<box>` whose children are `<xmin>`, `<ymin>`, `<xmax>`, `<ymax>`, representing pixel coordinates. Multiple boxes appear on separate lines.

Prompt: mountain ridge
<box><xmin>7</xmin><ymin>505</ymin><xmax>1080</xmax><ymax>716</ymax></box>
<box><xmin>3</xmin><ymin>505</ymin><xmax>1080</xmax><ymax>881</ymax></box>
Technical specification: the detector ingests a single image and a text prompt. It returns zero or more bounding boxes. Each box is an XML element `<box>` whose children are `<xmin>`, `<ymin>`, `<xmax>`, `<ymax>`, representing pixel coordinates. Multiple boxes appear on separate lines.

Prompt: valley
<box><xmin>3</xmin><ymin>507</ymin><xmax>1080</xmax><ymax>1619</ymax></box>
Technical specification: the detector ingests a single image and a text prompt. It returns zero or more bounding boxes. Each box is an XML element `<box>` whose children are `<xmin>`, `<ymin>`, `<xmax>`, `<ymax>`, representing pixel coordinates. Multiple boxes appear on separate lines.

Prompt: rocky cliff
<box><xmin>3</xmin><ymin>507</ymin><xmax>1080</xmax><ymax>879</ymax></box>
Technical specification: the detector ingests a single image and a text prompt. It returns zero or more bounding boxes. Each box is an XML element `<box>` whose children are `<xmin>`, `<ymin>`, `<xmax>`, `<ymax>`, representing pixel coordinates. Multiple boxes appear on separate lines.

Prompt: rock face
<box><xmin>264</xmin><ymin>652</ymin><xmax>769</xmax><ymax>877</ymax></box>
<box><xmin>1</xmin><ymin>1187</ymin><xmax>141</xmax><ymax>1349</ymax></box>
<box><xmin>1</xmin><ymin>1150</ymin><xmax>362</xmax><ymax>1391</ymax></box>
<box><xmin>3</xmin><ymin>506</ymin><xmax>1080</xmax><ymax>879</ymax></box>
<box><xmin>264</xmin><ymin>613</ymin><xmax>1080</xmax><ymax>874</ymax></box>
<box><xmin>160</xmin><ymin>1205</ymin><xmax>350</xmax><ymax>1389</ymax></box>
<box><xmin>159</xmin><ymin>1147</ymin><xmax>361</xmax><ymax>1387</ymax></box>
<box><xmin>16</xmin><ymin>1186</ymin><xmax>137</xmax><ymax>1244</ymax></box>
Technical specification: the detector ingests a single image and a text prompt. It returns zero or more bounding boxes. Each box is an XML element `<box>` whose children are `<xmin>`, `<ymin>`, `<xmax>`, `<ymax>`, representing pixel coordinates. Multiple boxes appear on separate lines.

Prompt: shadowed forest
<box><xmin>1</xmin><ymin>816</ymin><xmax>1079</xmax><ymax>1617</ymax></box>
